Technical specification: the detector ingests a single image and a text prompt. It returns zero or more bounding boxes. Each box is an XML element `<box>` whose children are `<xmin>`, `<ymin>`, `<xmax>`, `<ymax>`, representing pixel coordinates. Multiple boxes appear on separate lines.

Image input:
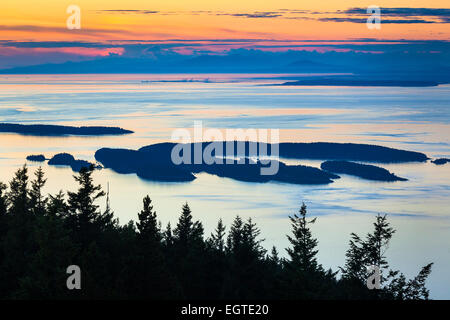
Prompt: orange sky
<box><xmin>1</xmin><ymin>0</ymin><xmax>449</xmax><ymax>41</ymax></box>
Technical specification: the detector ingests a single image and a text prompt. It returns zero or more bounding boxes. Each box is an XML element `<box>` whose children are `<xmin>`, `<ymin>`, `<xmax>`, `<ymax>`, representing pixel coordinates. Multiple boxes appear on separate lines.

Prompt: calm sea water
<box><xmin>0</xmin><ymin>74</ymin><xmax>449</xmax><ymax>298</ymax></box>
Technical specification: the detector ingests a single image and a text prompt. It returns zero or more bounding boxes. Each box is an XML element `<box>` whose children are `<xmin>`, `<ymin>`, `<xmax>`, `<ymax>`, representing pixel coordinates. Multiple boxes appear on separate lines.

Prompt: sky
<box><xmin>0</xmin><ymin>1</ymin><xmax>449</xmax><ymax>69</ymax></box>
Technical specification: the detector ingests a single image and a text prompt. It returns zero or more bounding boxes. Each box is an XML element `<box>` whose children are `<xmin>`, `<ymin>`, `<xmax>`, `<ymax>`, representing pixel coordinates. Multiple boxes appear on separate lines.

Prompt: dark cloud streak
<box><xmin>217</xmin><ymin>12</ymin><xmax>283</xmax><ymax>18</ymax></box>
<box><xmin>319</xmin><ymin>18</ymin><xmax>437</xmax><ymax>24</ymax></box>
<box><xmin>343</xmin><ymin>7</ymin><xmax>450</xmax><ymax>17</ymax></box>
<box><xmin>95</xmin><ymin>10</ymin><xmax>159</xmax><ymax>14</ymax></box>
<box><xmin>93</xmin><ymin>7</ymin><xmax>450</xmax><ymax>23</ymax></box>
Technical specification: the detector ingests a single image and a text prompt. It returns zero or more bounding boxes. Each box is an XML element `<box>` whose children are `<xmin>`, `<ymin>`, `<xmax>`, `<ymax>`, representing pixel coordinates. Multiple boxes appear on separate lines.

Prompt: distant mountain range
<box><xmin>1</xmin><ymin>51</ymin><xmax>448</xmax><ymax>83</ymax></box>
<box><xmin>0</xmin><ymin>56</ymin><xmax>346</xmax><ymax>74</ymax></box>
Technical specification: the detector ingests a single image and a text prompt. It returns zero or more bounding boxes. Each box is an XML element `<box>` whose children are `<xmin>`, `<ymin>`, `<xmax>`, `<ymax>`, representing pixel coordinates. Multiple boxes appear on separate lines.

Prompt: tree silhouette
<box><xmin>172</xmin><ymin>202</ymin><xmax>205</xmax><ymax>298</ymax></box>
<box><xmin>224</xmin><ymin>217</ymin><xmax>268</xmax><ymax>299</ymax></box>
<box><xmin>67</xmin><ymin>166</ymin><xmax>105</xmax><ymax>246</ymax></box>
<box><xmin>0</xmin><ymin>167</ymin><xmax>434</xmax><ymax>300</ymax></box>
<box><xmin>47</xmin><ymin>191</ymin><xmax>68</xmax><ymax>217</ymax></box>
<box><xmin>208</xmin><ymin>218</ymin><xmax>226</xmax><ymax>252</ymax></box>
<box><xmin>0</xmin><ymin>182</ymin><xmax>7</xmax><ymax>211</ymax></box>
<box><xmin>282</xmin><ymin>202</ymin><xmax>336</xmax><ymax>299</ymax></box>
<box><xmin>137</xmin><ymin>195</ymin><xmax>160</xmax><ymax>243</ymax></box>
<box><xmin>8</xmin><ymin>165</ymin><xmax>29</xmax><ymax>215</ymax></box>
<box><xmin>286</xmin><ymin>203</ymin><xmax>320</xmax><ymax>273</ymax></box>
<box><xmin>29</xmin><ymin>167</ymin><xmax>47</xmax><ymax>216</ymax></box>
<box><xmin>340</xmin><ymin>214</ymin><xmax>433</xmax><ymax>299</ymax></box>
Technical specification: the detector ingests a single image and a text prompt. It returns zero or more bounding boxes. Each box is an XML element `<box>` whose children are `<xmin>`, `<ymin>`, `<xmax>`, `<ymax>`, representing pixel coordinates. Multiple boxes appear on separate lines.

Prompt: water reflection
<box><xmin>0</xmin><ymin>74</ymin><xmax>449</xmax><ymax>298</ymax></box>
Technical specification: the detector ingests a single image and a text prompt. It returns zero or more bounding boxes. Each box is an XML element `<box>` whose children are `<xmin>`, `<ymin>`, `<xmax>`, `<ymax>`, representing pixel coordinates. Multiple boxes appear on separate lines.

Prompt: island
<box><xmin>95</xmin><ymin>146</ymin><xmax>339</xmax><ymax>184</ymax></box>
<box><xmin>320</xmin><ymin>160</ymin><xmax>407</xmax><ymax>182</ymax></box>
<box><xmin>39</xmin><ymin>141</ymin><xmax>427</xmax><ymax>183</ymax></box>
<box><xmin>0</xmin><ymin>123</ymin><xmax>133</xmax><ymax>136</ymax></box>
<box><xmin>431</xmin><ymin>158</ymin><xmax>450</xmax><ymax>165</ymax></box>
<box><xmin>277</xmin><ymin>79</ymin><xmax>439</xmax><ymax>87</ymax></box>
<box><xmin>92</xmin><ymin>141</ymin><xmax>426</xmax><ymax>184</ymax></box>
<box><xmin>277</xmin><ymin>142</ymin><xmax>427</xmax><ymax>163</ymax></box>
<box><xmin>185</xmin><ymin>160</ymin><xmax>340</xmax><ymax>184</ymax></box>
<box><xmin>48</xmin><ymin>153</ymin><xmax>100</xmax><ymax>172</ymax></box>
<box><xmin>139</xmin><ymin>141</ymin><xmax>427</xmax><ymax>163</ymax></box>
<box><xmin>26</xmin><ymin>154</ymin><xmax>46</xmax><ymax>162</ymax></box>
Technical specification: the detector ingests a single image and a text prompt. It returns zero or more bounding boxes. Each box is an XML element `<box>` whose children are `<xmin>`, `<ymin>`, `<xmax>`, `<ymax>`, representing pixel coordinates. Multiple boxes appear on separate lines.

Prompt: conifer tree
<box><xmin>174</xmin><ymin>202</ymin><xmax>193</xmax><ymax>244</ymax></box>
<box><xmin>405</xmin><ymin>263</ymin><xmax>433</xmax><ymax>299</ymax></box>
<box><xmin>341</xmin><ymin>233</ymin><xmax>366</xmax><ymax>282</ymax></box>
<box><xmin>226</xmin><ymin>215</ymin><xmax>244</xmax><ymax>254</ymax></box>
<box><xmin>0</xmin><ymin>181</ymin><xmax>7</xmax><ymax>296</ymax></box>
<box><xmin>163</xmin><ymin>222</ymin><xmax>174</xmax><ymax>248</ymax></box>
<box><xmin>47</xmin><ymin>191</ymin><xmax>68</xmax><ymax>217</ymax></box>
<box><xmin>208</xmin><ymin>218</ymin><xmax>226</xmax><ymax>252</ymax></box>
<box><xmin>205</xmin><ymin>218</ymin><xmax>228</xmax><ymax>298</ymax></box>
<box><xmin>269</xmin><ymin>246</ymin><xmax>280</xmax><ymax>265</ymax></box>
<box><xmin>29</xmin><ymin>167</ymin><xmax>47</xmax><ymax>216</ymax></box>
<box><xmin>342</xmin><ymin>214</ymin><xmax>395</xmax><ymax>295</ymax></box>
<box><xmin>386</xmin><ymin>263</ymin><xmax>433</xmax><ymax>300</ymax></box>
<box><xmin>224</xmin><ymin>216</ymin><xmax>267</xmax><ymax>299</ymax></box>
<box><xmin>282</xmin><ymin>202</ymin><xmax>331</xmax><ymax>299</ymax></box>
<box><xmin>97</xmin><ymin>183</ymin><xmax>117</xmax><ymax>232</ymax></box>
<box><xmin>340</xmin><ymin>214</ymin><xmax>433</xmax><ymax>300</ymax></box>
<box><xmin>363</xmin><ymin>214</ymin><xmax>395</xmax><ymax>277</ymax></box>
<box><xmin>137</xmin><ymin>195</ymin><xmax>160</xmax><ymax>243</ymax></box>
<box><xmin>8</xmin><ymin>165</ymin><xmax>29</xmax><ymax>215</ymax></box>
<box><xmin>172</xmin><ymin>202</ymin><xmax>205</xmax><ymax>298</ymax></box>
<box><xmin>67</xmin><ymin>166</ymin><xmax>105</xmax><ymax>245</ymax></box>
<box><xmin>1</xmin><ymin>166</ymin><xmax>34</xmax><ymax>297</ymax></box>
<box><xmin>242</xmin><ymin>218</ymin><xmax>266</xmax><ymax>259</ymax></box>
<box><xmin>67</xmin><ymin>166</ymin><xmax>105</xmax><ymax>223</ymax></box>
<box><xmin>263</xmin><ymin>246</ymin><xmax>283</xmax><ymax>299</ymax></box>
<box><xmin>174</xmin><ymin>202</ymin><xmax>204</xmax><ymax>247</ymax></box>
<box><xmin>0</xmin><ymin>182</ymin><xmax>7</xmax><ymax>217</ymax></box>
<box><xmin>124</xmin><ymin>195</ymin><xmax>175</xmax><ymax>299</ymax></box>
<box><xmin>286</xmin><ymin>202</ymin><xmax>320</xmax><ymax>273</ymax></box>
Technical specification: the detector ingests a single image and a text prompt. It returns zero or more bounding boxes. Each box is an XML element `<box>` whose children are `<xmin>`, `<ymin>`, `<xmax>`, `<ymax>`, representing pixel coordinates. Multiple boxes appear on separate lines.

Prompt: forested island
<box><xmin>95</xmin><ymin>147</ymin><xmax>339</xmax><ymax>184</ymax></box>
<box><xmin>93</xmin><ymin>141</ymin><xmax>423</xmax><ymax>184</ymax></box>
<box><xmin>48</xmin><ymin>153</ymin><xmax>100</xmax><ymax>172</ymax></box>
<box><xmin>0</xmin><ymin>123</ymin><xmax>133</xmax><ymax>136</ymax></box>
<box><xmin>431</xmin><ymin>158</ymin><xmax>450</xmax><ymax>165</ymax></box>
<box><xmin>320</xmin><ymin>161</ymin><xmax>407</xmax><ymax>182</ymax></box>
<box><xmin>276</xmin><ymin>142</ymin><xmax>427</xmax><ymax>162</ymax></box>
<box><xmin>26</xmin><ymin>155</ymin><xmax>46</xmax><ymax>162</ymax></box>
<box><xmin>278</xmin><ymin>79</ymin><xmax>439</xmax><ymax>87</ymax></box>
<box><xmin>0</xmin><ymin>166</ymin><xmax>433</xmax><ymax>299</ymax></box>
<box><xmin>26</xmin><ymin>142</ymin><xmax>426</xmax><ymax>184</ymax></box>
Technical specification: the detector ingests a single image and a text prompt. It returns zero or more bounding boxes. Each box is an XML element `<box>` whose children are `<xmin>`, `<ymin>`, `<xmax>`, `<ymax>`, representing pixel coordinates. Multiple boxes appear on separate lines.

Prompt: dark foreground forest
<box><xmin>0</xmin><ymin>165</ymin><xmax>433</xmax><ymax>299</ymax></box>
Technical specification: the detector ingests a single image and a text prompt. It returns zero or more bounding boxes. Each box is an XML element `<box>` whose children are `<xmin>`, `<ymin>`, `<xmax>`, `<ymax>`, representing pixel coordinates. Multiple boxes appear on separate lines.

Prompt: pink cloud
<box><xmin>0</xmin><ymin>46</ymin><xmax>125</xmax><ymax>57</ymax></box>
